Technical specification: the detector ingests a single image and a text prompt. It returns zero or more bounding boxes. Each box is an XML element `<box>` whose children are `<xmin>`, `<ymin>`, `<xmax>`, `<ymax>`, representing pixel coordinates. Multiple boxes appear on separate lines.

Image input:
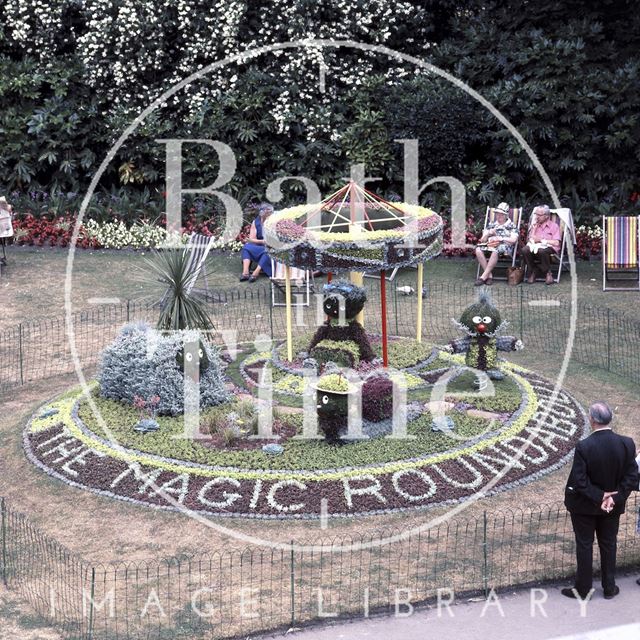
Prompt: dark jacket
<box><xmin>564</xmin><ymin>429</ymin><xmax>638</xmax><ymax>515</ymax></box>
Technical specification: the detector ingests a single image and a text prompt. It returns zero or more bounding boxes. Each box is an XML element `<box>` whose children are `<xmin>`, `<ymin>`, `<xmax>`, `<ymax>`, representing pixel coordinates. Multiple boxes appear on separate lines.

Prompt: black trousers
<box><xmin>570</xmin><ymin>512</ymin><xmax>620</xmax><ymax>595</ymax></box>
<box><xmin>522</xmin><ymin>245</ymin><xmax>555</xmax><ymax>276</ymax></box>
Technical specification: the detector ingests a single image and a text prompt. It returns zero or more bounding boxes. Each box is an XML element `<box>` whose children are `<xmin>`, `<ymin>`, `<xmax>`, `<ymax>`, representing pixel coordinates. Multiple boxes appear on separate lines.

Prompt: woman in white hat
<box><xmin>474</xmin><ymin>202</ymin><xmax>518</xmax><ymax>286</ymax></box>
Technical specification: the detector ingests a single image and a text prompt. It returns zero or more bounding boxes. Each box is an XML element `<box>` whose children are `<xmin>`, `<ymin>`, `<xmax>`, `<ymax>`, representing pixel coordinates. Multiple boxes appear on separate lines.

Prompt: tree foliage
<box><xmin>0</xmin><ymin>0</ymin><xmax>638</xmax><ymax>224</ymax></box>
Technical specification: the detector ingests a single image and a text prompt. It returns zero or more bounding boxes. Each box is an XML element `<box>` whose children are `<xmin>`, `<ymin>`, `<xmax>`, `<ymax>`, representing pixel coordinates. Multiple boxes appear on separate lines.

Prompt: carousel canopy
<box><xmin>263</xmin><ymin>181</ymin><xmax>443</xmax><ymax>273</ymax></box>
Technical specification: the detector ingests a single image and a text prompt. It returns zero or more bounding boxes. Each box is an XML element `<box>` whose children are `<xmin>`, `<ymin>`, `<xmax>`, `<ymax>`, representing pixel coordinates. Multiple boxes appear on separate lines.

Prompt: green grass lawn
<box><xmin>1</xmin><ymin>245</ymin><xmax>636</xmax><ymax>330</ymax></box>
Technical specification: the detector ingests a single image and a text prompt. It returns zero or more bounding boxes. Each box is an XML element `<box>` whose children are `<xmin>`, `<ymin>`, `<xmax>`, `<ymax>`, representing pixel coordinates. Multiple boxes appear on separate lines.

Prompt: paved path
<box><xmin>279</xmin><ymin>574</ymin><xmax>640</xmax><ymax>640</ymax></box>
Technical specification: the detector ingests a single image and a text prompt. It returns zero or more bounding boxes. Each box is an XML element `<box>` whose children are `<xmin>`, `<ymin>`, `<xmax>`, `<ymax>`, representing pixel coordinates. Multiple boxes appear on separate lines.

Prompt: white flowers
<box><xmin>6</xmin><ymin>0</ymin><xmax>434</xmax><ymax>146</ymax></box>
<box><xmin>577</xmin><ymin>224</ymin><xmax>602</xmax><ymax>239</ymax></box>
<box><xmin>81</xmin><ymin>219</ymin><xmax>242</xmax><ymax>251</ymax></box>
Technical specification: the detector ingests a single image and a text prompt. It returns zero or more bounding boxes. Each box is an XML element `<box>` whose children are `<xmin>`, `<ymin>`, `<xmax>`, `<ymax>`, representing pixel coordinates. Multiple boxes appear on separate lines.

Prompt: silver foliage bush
<box><xmin>98</xmin><ymin>322</ymin><xmax>228</xmax><ymax>416</ymax></box>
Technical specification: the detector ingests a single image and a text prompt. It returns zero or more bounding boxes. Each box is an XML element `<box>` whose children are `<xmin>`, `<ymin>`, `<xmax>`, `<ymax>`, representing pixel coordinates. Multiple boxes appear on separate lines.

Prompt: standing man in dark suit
<box><xmin>563</xmin><ymin>401</ymin><xmax>638</xmax><ymax>600</ymax></box>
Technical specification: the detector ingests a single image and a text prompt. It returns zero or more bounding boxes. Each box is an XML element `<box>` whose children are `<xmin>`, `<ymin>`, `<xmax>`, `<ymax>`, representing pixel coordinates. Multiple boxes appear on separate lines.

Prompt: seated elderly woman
<box><xmin>240</xmin><ymin>203</ymin><xmax>274</xmax><ymax>282</ymax></box>
<box><xmin>522</xmin><ymin>205</ymin><xmax>561</xmax><ymax>285</ymax></box>
<box><xmin>474</xmin><ymin>202</ymin><xmax>518</xmax><ymax>286</ymax></box>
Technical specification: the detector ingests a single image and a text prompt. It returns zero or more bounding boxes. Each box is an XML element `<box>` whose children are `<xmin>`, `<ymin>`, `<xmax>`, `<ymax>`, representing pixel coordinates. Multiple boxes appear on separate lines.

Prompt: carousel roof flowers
<box><xmin>264</xmin><ymin>181</ymin><xmax>444</xmax><ymax>273</ymax></box>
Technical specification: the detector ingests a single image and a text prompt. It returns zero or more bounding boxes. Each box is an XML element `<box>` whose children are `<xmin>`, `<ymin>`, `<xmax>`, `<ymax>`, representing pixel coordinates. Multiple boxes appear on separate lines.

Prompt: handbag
<box><xmin>507</xmin><ymin>265</ymin><xmax>524</xmax><ymax>286</ymax></box>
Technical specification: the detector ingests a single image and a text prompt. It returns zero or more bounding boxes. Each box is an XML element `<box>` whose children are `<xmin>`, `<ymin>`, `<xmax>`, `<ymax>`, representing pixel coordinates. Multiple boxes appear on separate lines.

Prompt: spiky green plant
<box><xmin>147</xmin><ymin>249</ymin><xmax>214</xmax><ymax>331</ymax></box>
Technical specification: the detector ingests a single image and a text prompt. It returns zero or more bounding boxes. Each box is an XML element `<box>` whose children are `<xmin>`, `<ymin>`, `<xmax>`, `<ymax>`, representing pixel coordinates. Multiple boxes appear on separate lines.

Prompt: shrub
<box><xmin>98</xmin><ymin>323</ymin><xmax>228</xmax><ymax>416</ymax></box>
<box><xmin>146</xmin><ymin>249</ymin><xmax>215</xmax><ymax>332</ymax></box>
<box><xmin>362</xmin><ymin>375</ymin><xmax>394</xmax><ymax>422</ymax></box>
<box><xmin>200</xmin><ymin>400</ymin><xmax>260</xmax><ymax>439</ymax></box>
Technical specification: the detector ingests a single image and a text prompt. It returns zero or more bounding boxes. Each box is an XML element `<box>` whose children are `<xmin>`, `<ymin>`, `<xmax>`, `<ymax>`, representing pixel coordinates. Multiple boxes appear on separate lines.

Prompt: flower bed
<box><xmin>23</xmin><ymin>363</ymin><xmax>587</xmax><ymax>519</ymax></box>
<box><xmin>11</xmin><ymin>213</ymin><xmax>246</xmax><ymax>251</ymax></box>
<box><xmin>7</xmin><ymin>208</ymin><xmax>604</xmax><ymax>258</ymax></box>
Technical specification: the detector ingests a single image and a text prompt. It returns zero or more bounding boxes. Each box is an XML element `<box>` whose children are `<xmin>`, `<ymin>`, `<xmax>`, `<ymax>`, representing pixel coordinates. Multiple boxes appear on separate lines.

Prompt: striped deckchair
<box><xmin>475</xmin><ymin>205</ymin><xmax>523</xmax><ymax>280</ymax></box>
<box><xmin>602</xmin><ymin>215</ymin><xmax>640</xmax><ymax>291</ymax></box>
<box><xmin>270</xmin><ymin>259</ymin><xmax>313</xmax><ymax>306</ymax></box>
<box><xmin>184</xmin><ymin>233</ymin><xmax>215</xmax><ymax>294</ymax></box>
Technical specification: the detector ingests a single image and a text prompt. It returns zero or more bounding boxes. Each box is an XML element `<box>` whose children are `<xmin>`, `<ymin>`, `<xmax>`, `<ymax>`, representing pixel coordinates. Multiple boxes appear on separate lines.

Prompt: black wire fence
<box><xmin>2</xmin><ymin>280</ymin><xmax>640</xmax><ymax>392</ymax></box>
<box><xmin>1</xmin><ymin>495</ymin><xmax>639</xmax><ymax>640</ymax></box>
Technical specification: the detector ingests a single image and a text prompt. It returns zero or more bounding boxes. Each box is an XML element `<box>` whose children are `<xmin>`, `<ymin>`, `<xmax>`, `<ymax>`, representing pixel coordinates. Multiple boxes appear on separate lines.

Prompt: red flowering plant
<box><xmin>574</xmin><ymin>226</ymin><xmax>602</xmax><ymax>259</ymax></box>
<box><xmin>12</xmin><ymin>214</ymin><xmax>90</xmax><ymax>248</ymax></box>
<box><xmin>133</xmin><ymin>394</ymin><xmax>160</xmax><ymax>420</ymax></box>
<box><xmin>440</xmin><ymin>212</ymin><xmax>480</xmax><ymax>257</ymax></box>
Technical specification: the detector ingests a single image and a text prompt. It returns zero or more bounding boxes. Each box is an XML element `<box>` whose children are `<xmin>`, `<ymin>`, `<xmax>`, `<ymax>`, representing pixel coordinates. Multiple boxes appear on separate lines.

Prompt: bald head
<box><xmin>589</xmin><ymin>402</ymin><xmax>613</xmax><ymax>428</ymax></box>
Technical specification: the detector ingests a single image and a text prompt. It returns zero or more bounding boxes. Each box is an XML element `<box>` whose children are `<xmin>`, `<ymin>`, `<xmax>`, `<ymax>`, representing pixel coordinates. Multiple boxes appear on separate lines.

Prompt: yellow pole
<box><xmin>285</xmin><ymin>265</ymin><xmax>293</xmax><ymax>361</ymax></box>
<box><xmin>350</xmin><ymin>271</ymin><xmax>365</xmax><ymax>327</ymax></box>
<box><xmin>416</xmin><ymin>263</ymin><xmax>424</xmax><ymax>342</ymax></box>
<box><xmin>348</xmin><ymin>181</ymin><xmax>365</xmax><ymax>327</ymax></box>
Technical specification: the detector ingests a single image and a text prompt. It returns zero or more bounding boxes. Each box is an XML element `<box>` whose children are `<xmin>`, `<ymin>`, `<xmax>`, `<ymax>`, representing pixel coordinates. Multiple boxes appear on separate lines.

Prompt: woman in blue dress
<box><xmin>240</xmin><ymin>203</ymin><xmax>274</xmax><ymax>282</ymax></box>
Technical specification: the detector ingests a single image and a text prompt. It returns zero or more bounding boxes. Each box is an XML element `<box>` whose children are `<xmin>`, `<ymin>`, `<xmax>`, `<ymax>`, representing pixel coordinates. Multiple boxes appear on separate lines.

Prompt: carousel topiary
<box><xmin>307</xmin><ymin>280</ymin><xmax>376</xmax><ymax>365</ymax></box>
<box><xmin>445</xmin><ymin>293</ymin><xmax>524</xmax><ymax>380</ymax></box>
<box><xmin>263</xmin><ymin>181</ymin><xmax>444</xmax><ymax>365</ymax></box>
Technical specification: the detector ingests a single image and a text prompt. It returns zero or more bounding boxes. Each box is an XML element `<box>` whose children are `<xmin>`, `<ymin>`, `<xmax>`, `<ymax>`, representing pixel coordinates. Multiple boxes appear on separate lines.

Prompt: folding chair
<box><xmin>525</xmin><ymin>208</ymin><xmax>574</xmax><ymax>283</ymax></box>
<box><xmin>602</xmin><ymin>215</ymin><xmax>640</xmax><ymax>291</ymax></box>
<box><xmin>475</xmin><ymin>206</ymin><xmax>523</xmax><ymax>280</ymax></box>
<box><xmin>270</xmin><ymin>259</ymin><xmax>313</xmax><ymax>306</ymax></box>
<box><xmin>184</xmin><ymin>233</ymin><xmax>215</xmax><ymax>294</ymax></box>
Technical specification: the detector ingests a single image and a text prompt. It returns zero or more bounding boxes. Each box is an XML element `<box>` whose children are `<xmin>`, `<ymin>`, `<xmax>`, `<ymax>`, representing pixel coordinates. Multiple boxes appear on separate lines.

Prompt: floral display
<box><xmin>264</xmin><ymin>199</ymin><xmax>444</xmax><ymax>273</ymax></box>
<box><xmin>574</xmin><ymin>224</ymin><xmax>603</xmax><ymax>259</ymax></box>
<box><xmin>6</xmin><ymin>207</ymin><xmax>604</xmax><ymax>258</ymax></box>
<box><xmin>10</xmin><ymin>213</ymin><xmax>246</xmax><ymax>251</ymax></box>
<box><xmin>24</xmin><ymin>364</ymin><xmax>588</xmax><ymax>518</ymax></box>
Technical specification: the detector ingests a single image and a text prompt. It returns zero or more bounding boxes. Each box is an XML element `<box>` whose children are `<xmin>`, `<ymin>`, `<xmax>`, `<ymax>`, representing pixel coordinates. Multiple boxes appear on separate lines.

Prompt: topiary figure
<box><xmin>308</xmin><ymin>280</ymin><xmax>375</xmax><ymax>364</ymax></box>
<box><xmin>99</xmin><ymin>323</ymin><xmax>228</xmax><ymax>416</ymax></box>
<box><xmin>315</xmin><ymin>373</ymin><xmax>352</xmax><ymax>444</ymax></box>
<box><xmin>321</xmin><ymin>281</ymin><xmax>367</xmax><ymax>320</ymax></box>
<box><xmin>176</xmin><ymin>339</ymin><xmax>210</xmax><ymax>380</ymax></box>
<box><xmin>444</xmin><ymin>293</ymin><xmax>523</xmax><ymax>380</ymax></box>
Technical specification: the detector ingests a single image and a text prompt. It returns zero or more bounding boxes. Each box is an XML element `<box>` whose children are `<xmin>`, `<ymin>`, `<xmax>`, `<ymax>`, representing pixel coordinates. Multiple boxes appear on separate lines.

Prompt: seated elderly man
<box><xmin>522</xmin><ymin>205</ymin><xmax>561</xmax><ymax>285</ymax></box>
<box><xmin>474</xmin><ymin>202</ymin><xmax>518</xmax><ymax>286</ymax></box>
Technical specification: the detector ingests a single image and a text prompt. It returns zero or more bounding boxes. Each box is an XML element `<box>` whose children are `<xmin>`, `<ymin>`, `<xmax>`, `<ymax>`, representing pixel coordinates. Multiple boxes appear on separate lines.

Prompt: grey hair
<box><xmin>258</xmin><ymin>202</ymin><xmax>274</xmax><ymax>215</ymax></box>
<box><xmin>534</xmin><ymin>205</ymin><xmax>550</xmax><ymax>216</ymax></box>
<box><xmin>589</xmin><ymin>401</ymin><xmax>613</xmax><ymax>425</ymax></box>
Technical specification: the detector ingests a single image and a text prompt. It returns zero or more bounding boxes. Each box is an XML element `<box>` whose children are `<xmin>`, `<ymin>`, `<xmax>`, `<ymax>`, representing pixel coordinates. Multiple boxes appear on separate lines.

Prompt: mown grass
<box><xmin>1</xmin><ymin>246</ymin><xmax>636</xmax><ymax>331</ymax></box>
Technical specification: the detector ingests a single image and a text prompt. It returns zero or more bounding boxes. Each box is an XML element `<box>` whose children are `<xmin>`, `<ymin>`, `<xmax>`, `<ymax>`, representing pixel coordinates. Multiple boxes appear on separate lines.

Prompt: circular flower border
<box><xmin>23</xmin><ymin>363</ymin><xmax>588</xmax><ymax>519</ymax></box>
